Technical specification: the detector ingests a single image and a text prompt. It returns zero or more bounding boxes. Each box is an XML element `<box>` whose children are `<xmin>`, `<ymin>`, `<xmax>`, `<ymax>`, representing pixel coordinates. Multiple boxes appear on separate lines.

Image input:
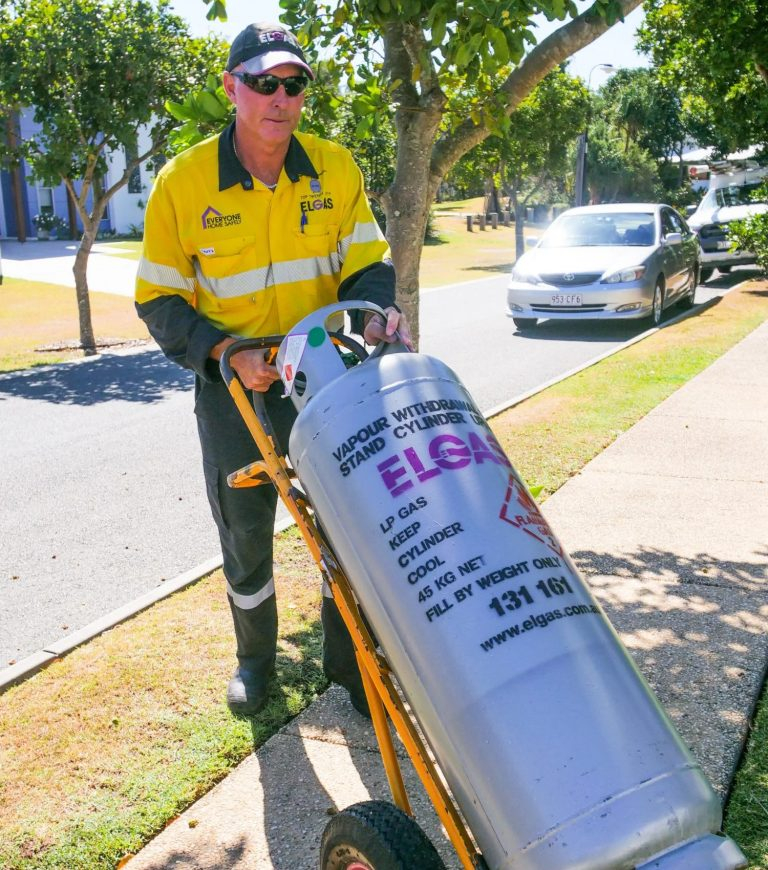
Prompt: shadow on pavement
<box><xmin>0</xmin><ymin>348</ymin><xmax>192</xmax><ymax>406</ymax></box>
<box><xmin>569</xmin><ymin>543</ymin><xmax>768</xmax><ymax>795</ymax></box>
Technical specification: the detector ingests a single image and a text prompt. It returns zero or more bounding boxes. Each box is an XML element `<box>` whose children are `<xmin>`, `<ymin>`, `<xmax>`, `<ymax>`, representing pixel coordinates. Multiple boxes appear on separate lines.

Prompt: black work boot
<box><xmin>321</xmin><ymin>596</ymin><xmax>371</xmax><ymax>719</ymax></box>
<box><xmin>226</xmin><ymin>595</ymin><xmax>278</xmax><ymax>717</ymax></box>
<box><xmin>226</xmin><ymin>665</ymin><xmax>275</xmax><ymax>717</ymax></box>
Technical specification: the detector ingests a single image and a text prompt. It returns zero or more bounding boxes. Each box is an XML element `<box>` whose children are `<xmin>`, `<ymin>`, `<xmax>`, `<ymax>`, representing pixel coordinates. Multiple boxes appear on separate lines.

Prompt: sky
<box><xmin>169</xmin><ymin>0</ymin><xmax>648</xmax><ymax>88</ymax></box>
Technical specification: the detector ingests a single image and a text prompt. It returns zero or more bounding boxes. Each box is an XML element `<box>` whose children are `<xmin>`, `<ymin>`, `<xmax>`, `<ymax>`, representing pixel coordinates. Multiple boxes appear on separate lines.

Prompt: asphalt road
<box><xmin>0</xmin><ymin>271</ymin><xmax>743</xmax><ymax>667</ymax></box>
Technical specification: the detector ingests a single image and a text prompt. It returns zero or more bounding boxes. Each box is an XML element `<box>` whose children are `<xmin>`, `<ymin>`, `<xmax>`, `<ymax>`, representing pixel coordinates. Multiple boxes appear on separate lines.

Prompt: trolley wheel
<box><xmin>320</xmin><ymin>800</ymin><xmax>446</xmax><ymax>870</ymax></box>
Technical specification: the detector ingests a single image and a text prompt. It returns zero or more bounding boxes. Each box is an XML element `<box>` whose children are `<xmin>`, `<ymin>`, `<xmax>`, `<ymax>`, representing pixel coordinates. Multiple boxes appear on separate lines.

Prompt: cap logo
<box><xmin>259</xmin><ymin>30</ymin><xmax>298</xmax><ymax>47</ymax></box>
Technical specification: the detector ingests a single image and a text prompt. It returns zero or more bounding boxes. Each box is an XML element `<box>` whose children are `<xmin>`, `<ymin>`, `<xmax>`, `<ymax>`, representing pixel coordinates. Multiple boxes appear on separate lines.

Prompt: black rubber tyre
<box><xmin>512</xmin><ymin>316</ymin><xmax>537</xmax><ymax>330</ymax></box>
<box><xmin>700</xmin><ymin>267</ymin><xmax>714</xmax><ymax>283</ymax></box>
<box><xmin>320</xmin><ymin>800</ymin><xmax>446</xmax><ymax>870</ymax></box>
<box><xmin>647</xmin><ymin>280</ymin><xmax>664</xmax><ymax>326</ymax></box>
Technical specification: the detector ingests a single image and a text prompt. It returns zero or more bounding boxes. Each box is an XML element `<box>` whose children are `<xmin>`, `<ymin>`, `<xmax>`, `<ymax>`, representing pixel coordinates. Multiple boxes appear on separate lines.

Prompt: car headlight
<box><xmin>602</xmin><ymin>266</ymin><xmax>646</xmax><ymax>283</ymax></box>
<box><xmin>510</xmin><ymin>266</ymin><xmax>541</xmax><ymax>285</ymax></box>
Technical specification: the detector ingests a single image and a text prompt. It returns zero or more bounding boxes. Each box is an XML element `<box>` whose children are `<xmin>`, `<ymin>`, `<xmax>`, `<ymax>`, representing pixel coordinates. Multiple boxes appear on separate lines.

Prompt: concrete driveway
<box><xmin>1</xmin><ymin>238</ymin><xmax>138</xmax><ymax>297</ymax></box>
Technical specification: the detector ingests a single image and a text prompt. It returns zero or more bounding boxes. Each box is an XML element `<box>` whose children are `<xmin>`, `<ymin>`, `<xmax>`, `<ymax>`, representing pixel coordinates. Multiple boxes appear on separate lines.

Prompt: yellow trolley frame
<box><xmin>220</xmin><ymin>336</ymin><xmax>485</xmax><ymax>870</ymax></box>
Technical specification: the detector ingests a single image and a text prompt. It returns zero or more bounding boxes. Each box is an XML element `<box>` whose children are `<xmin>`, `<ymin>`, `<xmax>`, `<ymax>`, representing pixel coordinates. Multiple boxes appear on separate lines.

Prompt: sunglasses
<box><xmin>231</xmin><ymin>72</ymin><xmax>309</xmax><ymax>97</ymax></box>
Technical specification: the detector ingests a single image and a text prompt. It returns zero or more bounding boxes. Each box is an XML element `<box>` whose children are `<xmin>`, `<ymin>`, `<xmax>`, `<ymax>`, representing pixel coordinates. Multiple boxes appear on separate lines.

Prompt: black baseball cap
<box><xmin>226</xmin><ymin>22</ymin><xmax>314</xmax><ymax>79</ymax></box>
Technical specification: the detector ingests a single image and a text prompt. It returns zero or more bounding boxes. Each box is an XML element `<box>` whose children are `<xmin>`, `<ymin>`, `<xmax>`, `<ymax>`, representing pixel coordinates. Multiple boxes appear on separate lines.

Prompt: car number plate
<box><xmin>551</xmin><ymin>293</ymin><xmax>582</xmax><ymax>306</ymax></box>
<box><xmin>716</xmin><ymin>240</ymin><xmax>730</xmax><ymax>250</ymax></box>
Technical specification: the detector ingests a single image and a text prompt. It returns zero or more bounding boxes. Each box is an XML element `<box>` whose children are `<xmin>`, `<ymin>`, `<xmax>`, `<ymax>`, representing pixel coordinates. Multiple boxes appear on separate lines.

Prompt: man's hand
<box><xmin>363</xmin><ymin>306</ymin><xmax>414</xmax><ymax>351</ymax></box>
<box><xmin>210</xmin><ymin>337</ymin><xmax>280</xmax><ymax>392</ymax></box>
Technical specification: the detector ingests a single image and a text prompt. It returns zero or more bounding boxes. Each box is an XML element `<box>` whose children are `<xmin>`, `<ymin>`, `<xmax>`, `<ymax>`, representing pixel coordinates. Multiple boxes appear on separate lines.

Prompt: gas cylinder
<box><xmin>276</xmin><ymin>302</ymin><xmax>745</xmax><ymax>870</ymax></box>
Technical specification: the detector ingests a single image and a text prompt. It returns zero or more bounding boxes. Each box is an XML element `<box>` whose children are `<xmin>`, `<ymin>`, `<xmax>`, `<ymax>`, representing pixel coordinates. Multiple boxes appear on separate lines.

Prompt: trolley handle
<box><xmin>219</xmin><ymin>331</ymin><xmax>373</xmax><ymax>445</ymax></box>
<box><xmin>220</xmin><ymin>335</ymin><xmax>285</xmax><ymax>441</ymax></box>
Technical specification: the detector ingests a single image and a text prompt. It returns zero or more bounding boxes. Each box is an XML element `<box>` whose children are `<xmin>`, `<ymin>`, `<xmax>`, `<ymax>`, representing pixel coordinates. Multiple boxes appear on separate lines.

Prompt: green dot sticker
<box><xmin>308</xmin><ymin>326</ymin><xmax>326</xmax><ymax>347</ymax></box>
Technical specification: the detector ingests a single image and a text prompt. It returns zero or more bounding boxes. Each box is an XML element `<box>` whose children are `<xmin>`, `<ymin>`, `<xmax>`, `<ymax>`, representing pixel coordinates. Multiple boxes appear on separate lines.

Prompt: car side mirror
<box><xmin>685</xmin><ymin>205</ymin><xmax>697</xmax><ymax>216</ymax></box>
<box><xmin>525</xmin><ymin>237</ymin><xmax>537</xmax><ymax>248</ymax></box>
<box><xmin>664</xmin><ymin>232</ymin><xmax>682</xmax><ymax>245</ymax></box>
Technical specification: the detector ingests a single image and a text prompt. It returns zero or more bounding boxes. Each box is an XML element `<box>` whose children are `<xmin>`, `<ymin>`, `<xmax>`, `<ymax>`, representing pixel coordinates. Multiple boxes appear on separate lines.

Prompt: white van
<box><xmin>687</xmin><ymin>161</ymin><xmax>768</xmax><ymax>281</ymax></box>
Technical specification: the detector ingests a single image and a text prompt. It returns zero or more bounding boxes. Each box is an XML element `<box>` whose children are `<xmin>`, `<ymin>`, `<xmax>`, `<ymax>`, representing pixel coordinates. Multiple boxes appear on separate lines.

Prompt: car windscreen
<box><xmin>714</xmin><ymin>183</ymin><xmax>764</xmax><ymax>208</ymax></box>
<box><xmin>540</xmin><ymin>213</ymin><xmax>656</xmax><ymax>248</ymax></box>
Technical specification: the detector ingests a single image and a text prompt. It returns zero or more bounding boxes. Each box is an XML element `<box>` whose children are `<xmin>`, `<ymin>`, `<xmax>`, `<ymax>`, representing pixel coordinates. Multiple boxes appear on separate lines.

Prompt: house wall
<box><xmin>1</xmin><ymin>108</ymin><xmax>161</xmax><ymax>239</ymax></box>
<box><xmin>104</xmin><ymin>124</ymin><xmax>157</xmax><ymax>235</ymax></box>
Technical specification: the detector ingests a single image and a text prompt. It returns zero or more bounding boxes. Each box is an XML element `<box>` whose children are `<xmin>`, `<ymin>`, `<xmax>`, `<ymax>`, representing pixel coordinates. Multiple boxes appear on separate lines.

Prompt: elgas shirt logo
<box><xmin>300</xmin><ymin>177</ymin><xmax>333</xmax><ymax>214</ymax></box>
<box><xmin>201</xmin><ymin>205</ymin><xmax>242</xmax><ymax>229</ymax></box>
<box><xmin>300</xmin><ymin>196</ymin><xmax>334</xmax><ymax>214</ymax></box>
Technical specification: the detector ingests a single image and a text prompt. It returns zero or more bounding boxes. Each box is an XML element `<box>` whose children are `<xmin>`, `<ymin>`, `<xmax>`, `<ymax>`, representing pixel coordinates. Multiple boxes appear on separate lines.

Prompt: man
<box><xmin>136</xmin><ymin>22</ymin><xmax>411</xmax><ymax>717</ymax></box>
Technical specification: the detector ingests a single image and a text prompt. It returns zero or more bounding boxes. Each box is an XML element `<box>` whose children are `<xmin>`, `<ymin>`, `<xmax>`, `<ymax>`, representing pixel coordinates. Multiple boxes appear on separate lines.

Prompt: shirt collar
<box><xmin>218</xmin><ymin>121</ymin><xmax>319</xmax><ymax>191</ymax></box>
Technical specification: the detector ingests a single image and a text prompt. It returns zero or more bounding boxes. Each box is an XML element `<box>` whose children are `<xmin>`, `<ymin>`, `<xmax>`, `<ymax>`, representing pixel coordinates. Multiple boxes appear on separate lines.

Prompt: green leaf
<box><xmin>354</xmin><ymin>115</ymin><xmax>372</xmax><ymax>137</ymax></box>
<box><xmin>431</xmin><ymin>12</ymin><xmax>447</xmax><ymax>46</ymax></box>
<box><xmin>165</xmin><ymin>100</ymin><xmax>195</xmax><ymax>121</ymax></box>
<box><xmin>198</xmin><ymin>90</ymin><xmax>228</xmax><ymax>119</ymax></box>
<box><xmin>205</xmin><ymin>0</ymin><xmax>227</xmax><ymax>21</ymax></box>
<box><xmin>487</xmin><ymin>25</ymin><xmax>509</xmax><ymax>65</ymax></box>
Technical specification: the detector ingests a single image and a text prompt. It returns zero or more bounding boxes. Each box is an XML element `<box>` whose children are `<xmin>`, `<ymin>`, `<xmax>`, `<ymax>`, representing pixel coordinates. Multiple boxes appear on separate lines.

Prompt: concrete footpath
<box><xmin>128</xmin><ymin>321</ymin><xmax>768</xmax><ymax>869</ymax></box>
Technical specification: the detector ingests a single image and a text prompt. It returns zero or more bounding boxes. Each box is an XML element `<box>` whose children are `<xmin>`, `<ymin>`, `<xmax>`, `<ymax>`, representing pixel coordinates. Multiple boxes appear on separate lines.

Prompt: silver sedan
<box><xmin>507</xmin><ymin>203</ymin><xmax>700</xmax><ymax>330</ymax></box>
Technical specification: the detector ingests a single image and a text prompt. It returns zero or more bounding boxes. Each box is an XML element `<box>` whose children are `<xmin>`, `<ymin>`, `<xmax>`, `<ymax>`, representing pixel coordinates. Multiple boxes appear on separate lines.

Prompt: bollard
<box><xmin>490</xmin><ymin>212</ymin><xmax>498</xmax><ymax>229</ymax></box>
<box><xmin>503</xmin><ymin>211</ymin><xmax>511</xmax><ymax>227</ymax></box>
<box><xmin>478</xmin><ymin>214</ymin><xmax>486</xmax><ymax>231</ymax></box>
<box><xmin>466</xmin><ymin>214</ymin><xmax>473</xmax><ymax>233</ymax></box>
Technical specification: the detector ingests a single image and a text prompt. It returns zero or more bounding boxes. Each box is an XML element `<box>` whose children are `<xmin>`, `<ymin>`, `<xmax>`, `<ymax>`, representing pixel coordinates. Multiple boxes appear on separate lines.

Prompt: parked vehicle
<box><xmin>507</xmin><ymin>203</ymin><xmax>700</xmax><ymax>330</ymax></box>
<box><xmin>686</xmin><ymin>171</ymin><xmax>768</xmax><ymax>281</ymax></box>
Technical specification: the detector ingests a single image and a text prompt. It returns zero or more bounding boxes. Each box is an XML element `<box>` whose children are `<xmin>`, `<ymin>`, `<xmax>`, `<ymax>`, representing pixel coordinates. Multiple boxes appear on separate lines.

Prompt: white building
<box><xmin>0</xmin><ymin>109</ymin><xmax>160</xmax><ymax>239</ymax></box>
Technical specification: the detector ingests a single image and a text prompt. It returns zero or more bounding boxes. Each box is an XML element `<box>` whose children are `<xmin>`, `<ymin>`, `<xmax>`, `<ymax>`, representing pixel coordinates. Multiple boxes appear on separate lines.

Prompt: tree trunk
<box><xmin>510</xmin><ymin>188</ymin><xmax>526</xmax><ymax>259</ymax></box>
<box><xmin>72</xmin><ymin>221</ymin><xmax>99</xmax><ymax>354</ymax></box>
<box><xmin>380</xmin><ymin>87</ymin><xmax>444</xmax><ymax>348</ymax></box>
<box><xmin>66</xmin><ymin>187</ymin><xmax>79</xmax><ymax>241</ymax></box>
<box><xmin>385</xmin><ymin>179</ymin><xmax>432</xmax><ymax>350</ymax></box>
<box><xmin>6</xmin><ymin>113</ymin><xmax>27</xmax><ymax>242</ymax></box>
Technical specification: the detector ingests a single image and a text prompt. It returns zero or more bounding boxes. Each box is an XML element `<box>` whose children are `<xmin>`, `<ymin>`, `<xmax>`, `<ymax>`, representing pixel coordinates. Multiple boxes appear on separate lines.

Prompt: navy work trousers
<box><xmin>194</xmin><ymin>376</ymin><xmax>359</xmax><ymax>689</ymax></box>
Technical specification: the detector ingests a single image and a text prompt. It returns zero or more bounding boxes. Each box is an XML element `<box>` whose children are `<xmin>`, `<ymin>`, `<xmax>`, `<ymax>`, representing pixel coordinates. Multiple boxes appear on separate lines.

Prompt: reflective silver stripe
<box><xmin>273</xmin><ymin>252</ymin><xmax>340</xmax><ymax>285</ymax></box>
<box><xmin>226</xmin><ymin>576</ymin><xmax>276</xmax><ymax>610</ymax></box>
<box><xmin>322</xmin><ymin>579</ymin><xmax>333</xmax><ymax>598</ymax></box>
<box><xmin>338</xmin><ymin>221</ymin><xmax>386</xmax><ymax>262</ymax></box>
<box><xmin>194</xmin><ymin>261</ymin><xmax>272</xmax><ymax>299</ymax></box>
<box><xmin>137</xmin><ymin>257</ymin><xmax>196</xmax><ymax>292</ymax></box>
<box><xmin>195</xmin><ymin>254</ymin><xmax>340</xmax><ymax>298</ymax></box>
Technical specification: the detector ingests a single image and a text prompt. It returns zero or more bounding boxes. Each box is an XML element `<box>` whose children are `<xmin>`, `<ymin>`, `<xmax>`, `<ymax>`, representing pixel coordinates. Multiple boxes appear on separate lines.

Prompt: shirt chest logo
<box><xmin>201</xmin><ymin>205</ymin><xmax>242</xmax><ymax>230</ymax></box>
<box><xmin>300</xmin><ymin>177</ymin><xmax>334</xmax><ymax>214</ymax></box>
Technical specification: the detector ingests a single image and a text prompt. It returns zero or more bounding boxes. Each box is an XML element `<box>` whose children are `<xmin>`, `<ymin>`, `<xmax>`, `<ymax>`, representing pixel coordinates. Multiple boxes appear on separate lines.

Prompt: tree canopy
<box><xmin>187</xmin><ymin>0</ymin><xmax>642</xmax><ymax>344</ymax></box>
<box><xmin>0</xmin><ymin>0</ymin><xmax>226</xmax><ymax>352</ymax></box>
<box><xmin>638</xmin><ymin>0</ymin><xmax>768</xmax><ymax>153</ymax></box>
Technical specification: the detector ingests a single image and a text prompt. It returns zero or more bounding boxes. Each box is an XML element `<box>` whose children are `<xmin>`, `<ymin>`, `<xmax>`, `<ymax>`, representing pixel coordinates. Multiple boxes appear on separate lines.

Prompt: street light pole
<box><xmin>574</xmin><ymin>63</ymin><xmax>615</xmax><ymax>207</ymax></box>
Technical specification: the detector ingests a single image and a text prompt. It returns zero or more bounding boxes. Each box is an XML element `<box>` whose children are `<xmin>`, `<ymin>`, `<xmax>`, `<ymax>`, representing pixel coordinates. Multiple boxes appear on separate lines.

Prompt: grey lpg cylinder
<box><xmin>276</xmin><ymin>302</ymin><xmax>745</xmax><ymax>870</ymax></box>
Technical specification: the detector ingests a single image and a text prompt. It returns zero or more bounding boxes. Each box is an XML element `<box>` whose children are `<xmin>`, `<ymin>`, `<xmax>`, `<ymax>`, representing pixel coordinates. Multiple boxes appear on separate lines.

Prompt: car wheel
<box><xmin>677</xmin><ymin>267</ymin><xmax>697</xmax><ymax>310</ymax></box>
<box><xmin>700</xmin><ymin>267</ymin><xmax>714</xmax><ymax>283</ymax></box>
<box><xmin>513</xmin><ymin>317</ymin><xmax>538</xmax><ymax>331</ymax></box>
<box><xmin>647</xmin><ymin>281</ymin><xmax>664</xmax><ymax>327</ymax></box>
<box><xmin>320</xmin><ymin>800</ymin><xmax>446</xmax><ymax>870</ymax></box>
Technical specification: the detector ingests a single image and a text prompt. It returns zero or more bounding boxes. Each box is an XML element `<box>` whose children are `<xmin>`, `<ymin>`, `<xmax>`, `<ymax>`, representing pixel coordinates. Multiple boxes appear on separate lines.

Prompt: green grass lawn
<box><xmin>0</xmin><ymin>277</ymin><xmax>150</xmax><ymax>371</ymax></box>
<box><xmin>96</xmin><ymin>240</ymin><xmax>142</xmax><ymax>259</ymax></box>
<box><xmin>1</xmin><ymin>281</ymin><xmax>767</xmax><ymax>869</ymax></box>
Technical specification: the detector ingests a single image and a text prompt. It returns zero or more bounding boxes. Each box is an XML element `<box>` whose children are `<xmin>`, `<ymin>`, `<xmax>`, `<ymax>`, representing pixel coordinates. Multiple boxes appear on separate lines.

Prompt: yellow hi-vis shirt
<box><xmin>136</xmin><ymin>125</ymin><xmax>392</xmax><ymax>344</ymax></box>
